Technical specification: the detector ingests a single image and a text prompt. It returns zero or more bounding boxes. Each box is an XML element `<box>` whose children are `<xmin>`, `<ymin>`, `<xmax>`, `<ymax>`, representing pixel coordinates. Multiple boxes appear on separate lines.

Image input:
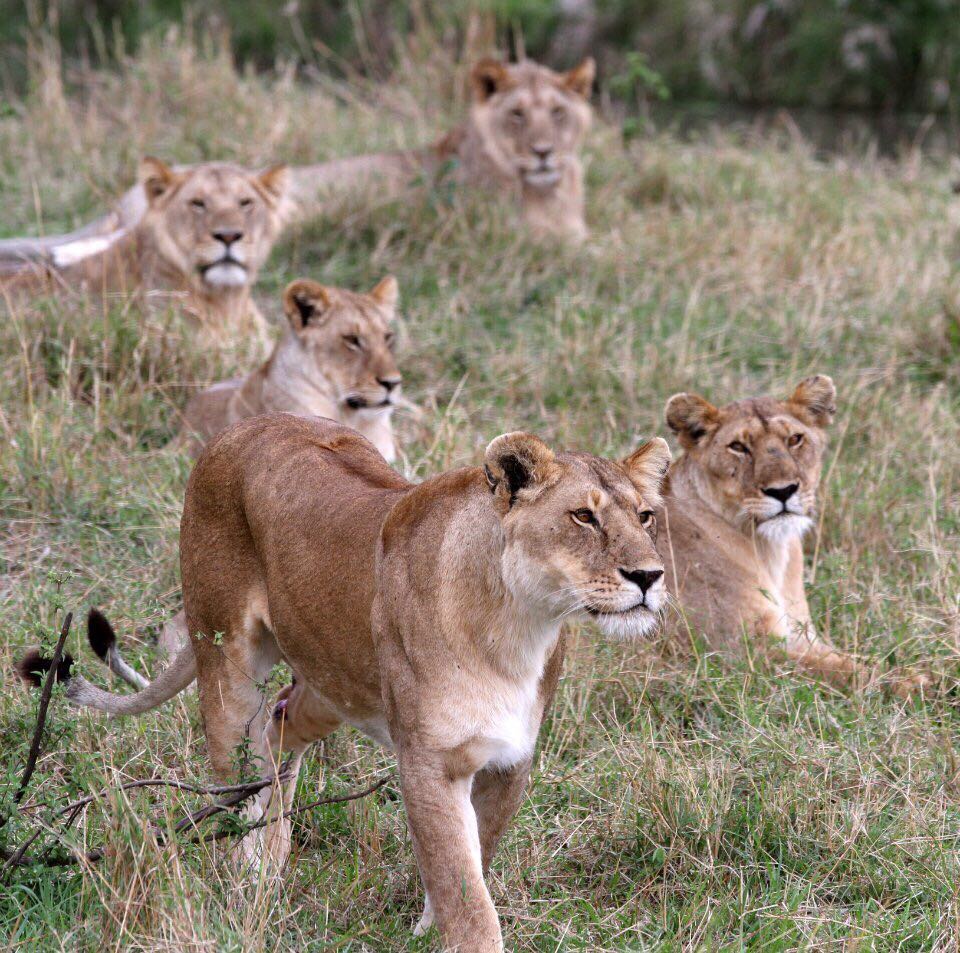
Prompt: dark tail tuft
<box><xmin>15</xmin><ymin>649</ymin><xmax>75</xmax><ymax>688</ymax></box>
<box><xmin>87</xmin><ymin>608</ymin><xmax>116</xmax><ymax>661</ymax></box>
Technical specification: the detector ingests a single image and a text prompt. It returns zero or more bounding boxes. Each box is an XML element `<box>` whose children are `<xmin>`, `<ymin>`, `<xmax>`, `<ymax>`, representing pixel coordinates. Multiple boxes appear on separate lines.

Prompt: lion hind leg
<box><xmin>253</xmin><ymin>681</ymin><xmax>343</xmax><ymax>865</ymax></box>
<box><xmin>192</xmin><ymin>614</ymin><xmax>283</xmax><ymax>870</ymax></box>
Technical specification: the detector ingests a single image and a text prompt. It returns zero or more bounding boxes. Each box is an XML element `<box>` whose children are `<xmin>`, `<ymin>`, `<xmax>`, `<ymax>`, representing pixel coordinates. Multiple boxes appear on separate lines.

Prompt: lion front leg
<box><xmin>412</xmin><ymin>758</ymin><xmax>533</xmax><ymax>940</ymax></box>
<box><xmin>399</xmin><ymin>748</ymin><xmax>503</xmax><ymax>953</ymax></box>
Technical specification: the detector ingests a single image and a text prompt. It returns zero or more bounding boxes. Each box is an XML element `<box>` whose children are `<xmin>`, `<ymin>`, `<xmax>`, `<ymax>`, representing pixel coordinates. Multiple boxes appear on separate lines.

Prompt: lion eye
<box><xmin>190</xmin><ymin>198</ymin><xmax>206</xmax><ymax>210</ymax></box>
<box><xmin>638</xmin><ymin>509</ymin><xmax>655</xmax><ymax>528</ymax></box>
<box><xmin>551</xmin><ymin>105</ymin><xmax>567</xmax><ymax>123</ymax></box>
<box><xmin>509</xmin><ymin>108</ymin><xmax>525</xmax><ymax>125</ymax></box>
<box><xmin>343</xmin><ymin>335</ymin><xmax>363</xmax><ymax>351</ymax></box>
<box><xmin>239</xmin><ymin>197</ymin><xmax>254</xmax><ymax>209</ymax></box>
<box><xmin>728</xmin><ymin>440</ymin><xmax>750</xmax><ymax>455</ymax></box>
<box><xmin>571</xmin><ymin>508</ymin><xmax>595</xmax><ymax>526</ymax></box>
<box><xmin>385</xmin><ymin>331</ymin><xmax>396</xmax><ymax>349</ymax></box>
<box><xmin>788</xmin><ymin>433</ymin><xmax>804</xmax><ymax>448</ymax></box>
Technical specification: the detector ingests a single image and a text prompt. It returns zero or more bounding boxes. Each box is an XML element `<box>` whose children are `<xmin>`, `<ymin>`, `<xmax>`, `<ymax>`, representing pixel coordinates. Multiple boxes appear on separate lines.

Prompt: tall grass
<box><xmin>1</xmin><ymin>20</ymin><xmax>959</xmax><ymax>951</ymax></box>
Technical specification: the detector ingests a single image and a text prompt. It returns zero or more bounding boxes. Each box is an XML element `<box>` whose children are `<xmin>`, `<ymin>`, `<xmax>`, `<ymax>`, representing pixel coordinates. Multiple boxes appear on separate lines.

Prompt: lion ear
<box><xmin>563</xmin><ymin>57</ymin><xmax>595</xmax><ymax>99</ymax></box>
<box><xmin>621</xmin><ymin>437</ymin><xmax>672</xmax><ymax>507</ymax></box>
<box><xmin>369</xmin><ymin>275</ymin><xmax>399</xmax><ymax>311</ymax></box>
<box><xmin>282</xmin><ymin>279</ymin><xmax>332</xmax><ymax>330</ymax></box>
<box><xmin>139</xmin><ymin>157</ymin><xmax>181</xmax><ymax>205</ymax></box>
<box><xmin>665</xmin><ymin>393</ymin><xmax>721</xmax><ymax>449</ymax></box>
<box><xmin>787</xmin><ymin>375</ymin><xmax>836</xmax><ymax>428</ymax></box>
<box><xmin>472</xmin><ymin>59</ymin><xmax>510</xmax><ymax>102</ymax></box>
<box><xmin>483</xmin><ymin>432</ymin><xmax>556</xmax><ymax>509</ymax></box>
<box><xmin>256</xmin><ymin>165</ymin><xmax>288</xmax><ymax>202</ymax></box>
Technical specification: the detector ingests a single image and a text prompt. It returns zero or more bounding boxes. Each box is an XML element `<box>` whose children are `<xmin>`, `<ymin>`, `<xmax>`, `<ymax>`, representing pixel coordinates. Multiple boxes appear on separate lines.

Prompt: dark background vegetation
<box><xmin>3</xmin><ymin>0</ymin><xmax>960</xmax><ymax>115</ymax></box>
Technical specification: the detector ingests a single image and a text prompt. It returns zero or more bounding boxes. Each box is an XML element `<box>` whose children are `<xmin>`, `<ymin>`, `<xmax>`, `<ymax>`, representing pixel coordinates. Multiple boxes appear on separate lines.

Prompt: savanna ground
<box><xmin>2</xmin><ymin>22</ymin><xmax>960</xmax><ymax>952</ymax></box>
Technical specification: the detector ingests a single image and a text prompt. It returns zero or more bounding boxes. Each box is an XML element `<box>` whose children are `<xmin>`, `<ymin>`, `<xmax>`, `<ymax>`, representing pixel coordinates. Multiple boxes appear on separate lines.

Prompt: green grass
<box><xmin>2</xmin><ymin>22</ymin><xmax>960</xmax><ymax>952</ymax></box>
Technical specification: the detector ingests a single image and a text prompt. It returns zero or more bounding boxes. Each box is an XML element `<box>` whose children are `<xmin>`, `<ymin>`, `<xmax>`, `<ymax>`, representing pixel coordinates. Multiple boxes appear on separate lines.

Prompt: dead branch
<box><xmin>2</xmin><ymin>611</ymin><xmax>392</xmax><ymax>873</ymax></box>
<box><xmin>2</xmin><ymin>772</ymin><xmax>393</xmax><ymax>871</ymax></box>
<box><xmin>1</xmin><ymin>612</ymin><xmax>73</xmax><ymax>832</ymax></box>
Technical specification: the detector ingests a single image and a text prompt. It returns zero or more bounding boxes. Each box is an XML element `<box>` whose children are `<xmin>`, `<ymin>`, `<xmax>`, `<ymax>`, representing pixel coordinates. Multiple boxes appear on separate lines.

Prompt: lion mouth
<box><xmin>586</xmin><ymin>602</ymin><xmax>660</xmax><ymax>640</ymax></box>
<box><xmin>523</xmin><ymin>167</ymin><xmax>561</xmax><ymax>189</ymax></box>
<box><xmin>198</xmin><ymin>257</ymin><xmax>248</xmax><ymax>288</ymax></box>
<box><xmin>586</xmin><ymin>601</ymin><xmax>652</xmax><ymax>618</ymax></box>
<box><xmin>344</xmin><ymin>395</ymin><xmax>394</xmax><ymax>410</ymax></box>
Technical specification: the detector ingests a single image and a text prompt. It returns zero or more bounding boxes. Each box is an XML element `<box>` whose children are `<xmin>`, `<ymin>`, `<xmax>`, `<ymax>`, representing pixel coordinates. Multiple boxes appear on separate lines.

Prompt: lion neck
<box><xmin>666</xmin><ymin>455</ymin><xmax>796</xmax><ymax>591</ymax></box>
<box><xmin>438</xmin><ymin>479</ymin><xmax>563</xmax><ymax>684</ymax></box>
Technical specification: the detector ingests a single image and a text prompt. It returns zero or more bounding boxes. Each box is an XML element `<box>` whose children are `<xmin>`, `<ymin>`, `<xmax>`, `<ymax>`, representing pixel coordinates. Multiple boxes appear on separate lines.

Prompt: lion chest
<box><xmin>433</xmin><ymin>673</ymin><xmax>543</xmax><ymax>774</ymax></box>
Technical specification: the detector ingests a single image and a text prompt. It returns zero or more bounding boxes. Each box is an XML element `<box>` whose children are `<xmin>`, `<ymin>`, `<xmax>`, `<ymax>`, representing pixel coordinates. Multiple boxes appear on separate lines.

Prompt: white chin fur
<box><xmin>202</xmin><ymin>262</ymin><xmax>248</xmax><ymax>288</ymax></box>
<box><xmin>757</xmin><ymin>513</ymin><xmax>813</xmax><ymax>544</ymax></box>
<box><xmin>592</xmin><ymin>606</ymin><xmax>660</xmax><ymax>641</ymax></box>
<box><xmin>523</xmin><ymin>169</ymin><xmax>561</xmax><ymax>189</ymax></box>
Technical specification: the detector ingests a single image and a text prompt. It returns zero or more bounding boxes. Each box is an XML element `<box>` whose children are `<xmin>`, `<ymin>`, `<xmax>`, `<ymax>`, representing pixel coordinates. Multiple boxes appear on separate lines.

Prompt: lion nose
<box><xmin>619</xmin><ymin>568</ymin><xmax>664</xmax><ymax>595</ymax></box>
<box><xmin>213</xmin><ymin>229</ymin><xmax>243</xmax><ymax>246</ymax></box>
<box><xmin>378</xmin><ymin>376</ymin><xmax>402</xmax><ymax>392</ymax></box>
<box><xmin>532</xmin><ymin>144</ymin><xmax>553</xmax><ymax>161</ymax></box>
<box><xmin>763</xmin><ymin>483</ymin><xmax>799</xmax><ymax>504</ymax></box>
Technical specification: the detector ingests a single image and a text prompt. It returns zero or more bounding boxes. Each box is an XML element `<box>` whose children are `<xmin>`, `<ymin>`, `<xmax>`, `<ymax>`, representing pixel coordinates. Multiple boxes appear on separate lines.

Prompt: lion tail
<box><xmin>16</xmin><ymin>614</ymin><xmax>196</xmax><ymax>717</ymax></box>
<box><xmin>86</xmin><ymin>608</ymin><xmax>150</xmax><ymax>690</ymax></box>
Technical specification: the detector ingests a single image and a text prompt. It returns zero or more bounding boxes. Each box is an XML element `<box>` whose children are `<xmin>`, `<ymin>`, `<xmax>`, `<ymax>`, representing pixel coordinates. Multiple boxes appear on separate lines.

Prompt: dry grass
<box><xmin>2</xmin><ymin>19</ymin><xmax>960</xmax><ymax>952</ymax></box>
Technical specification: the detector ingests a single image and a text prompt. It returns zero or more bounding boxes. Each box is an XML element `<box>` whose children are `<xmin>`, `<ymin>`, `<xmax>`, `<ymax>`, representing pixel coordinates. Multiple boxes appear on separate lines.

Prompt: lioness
<box><xmin>290</xmin><ymin>56</ymin><xmax>595</xmax><ymax>240</ymax></box>
<box><xmin>3</xmin><ymin>57</ymin><xmax>593</xmax><ymax>248</ymax></box>
<box><xmin>1</xmin><ymin>158</ymin><xmax>287</xmax><ymax>340</ymax></box>
<box><xmin>658</xmin><ymin>375</ymin><xmax>923</xmax><ymax>694</ymax></box>
<box><xmin>179</xmin><ymin>275</ymin><xmax>402</xmax><ymax>461</ymax></box>
<box><xmin>21</xmin><ymin>416</ymin><xmax>671</xmax><ymax>952</ymax></box>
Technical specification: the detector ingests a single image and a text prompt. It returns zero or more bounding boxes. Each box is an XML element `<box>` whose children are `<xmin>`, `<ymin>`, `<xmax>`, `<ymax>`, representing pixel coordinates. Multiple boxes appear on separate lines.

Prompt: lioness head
<box><xmin>470</xmin><ymin>58</ymin><xmax>594</xmax><ymax>192</ymax></box>
<box><xmin>666</xmin><ymin>376</ymin><xmax>837</xmax><ymax>543</ymax></box>
<box><xmin>138</xmin><ymin>157</ymin><xmax>288</xmax><ymax>294</ymax></box>
<box><xmin>484</xmin><ymin>432</ymin><xmax>671</xmax><ymax>638</ymax></box>
<box><xmin>281</xmin><ymin>275</ymin><xmax>402</xmax><ymax>415</ymax></box>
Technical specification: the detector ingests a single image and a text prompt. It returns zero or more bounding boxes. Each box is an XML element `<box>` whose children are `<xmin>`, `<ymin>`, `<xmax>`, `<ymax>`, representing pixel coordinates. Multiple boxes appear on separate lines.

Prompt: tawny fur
<box><xmin>256</xmin><ymin>58</ymin><xmax>595</xmax><ymax>240</ymax></box>
<box><xmin>3</xmin><ymin>58</ymin><xmax>593</xmax><ymax>250</ymax></box>
<box><xmin>657</xmin><ymin>376</ymin><xmax>927</xmax><ymax>696</ymax></box>
<box><xmin>178</xmin><ymin>274</ymin><xmax>402</xmax><ymax>461</ymax></box>
<box><xmin>49</xmin><ymin>414</ymin><xmax>670</xmax><ymax>952</ymax></box>
<box><xmin>1</xmin><ymin>158</ymin><xmax>288</xmax><ymax>342</ymax></box>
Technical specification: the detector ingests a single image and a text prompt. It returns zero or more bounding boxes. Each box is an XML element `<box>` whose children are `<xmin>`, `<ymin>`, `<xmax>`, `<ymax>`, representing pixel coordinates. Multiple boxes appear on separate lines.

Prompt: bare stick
<box><xmin>20</xmin><ymin>771</ymin><xmax>297</xmax><ymax>824</ymax></box>
<box><xmin>2</xmin><ymin>612</ymin><xmax>73</xmax><ymax>830</ymax></box>
<box><xmin>186</xmin><ymin>773</ymin><xmax>393</xmax><ymax>845</ymax></box>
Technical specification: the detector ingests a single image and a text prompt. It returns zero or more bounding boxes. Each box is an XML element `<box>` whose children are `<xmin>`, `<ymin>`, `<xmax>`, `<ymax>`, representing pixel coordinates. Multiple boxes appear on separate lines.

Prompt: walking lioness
<box><xmin>21</xmin><ymin>416</ymin><xmax>671</xmax><ymax>951</ymax></box>
<box><xmin>658</xmin><ymin>376</ymin><xmax>925</xmax><ymax>694</ymax></box>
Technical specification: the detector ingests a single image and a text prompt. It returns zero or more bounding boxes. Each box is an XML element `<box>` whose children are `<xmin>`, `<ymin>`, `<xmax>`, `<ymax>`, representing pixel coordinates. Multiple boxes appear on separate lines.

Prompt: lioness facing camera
<box><xmin>291</xmin><ymin>56</ymin><xmax>596</xmax><ymax>240</ymax></box>
<box><xmin>658</xmin><ymin>376</ymin><xmax>925</xmax><ymax>695</ymax></box>
<box><xmin>1</xmin><ymin>159</ymin><xmax>287</xmax><ymax>341</ymax></box>
<box><xmin>24</xmin><ymin>416</ymin><xmax>670</xmax><ymax>952</ymax></box>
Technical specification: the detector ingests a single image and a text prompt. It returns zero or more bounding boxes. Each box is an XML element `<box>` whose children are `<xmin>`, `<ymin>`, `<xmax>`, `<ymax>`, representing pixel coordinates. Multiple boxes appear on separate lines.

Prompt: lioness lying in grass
<box><xmin>179</xmin><ymin>274</ymin><xmax>402</xmax><ymax>461</ymax></box>
<box><xmin>0</xmin><ymin>158</ymin><xmax>288</xmax><ymax>342</ymax></box>
<box><xmin>658</xmin><ymin>376</ymin><xmax>928</xmax><ymax>696</ymax></box>
<box><xmin>20</xmin><ymin>417</ymin><xmax>671</xmax><ymax>952</ymax></box>
<box><xmin>1</xmin><ymin>56</ymin><xmax>594</xmax><ymax>257</ymax></box>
